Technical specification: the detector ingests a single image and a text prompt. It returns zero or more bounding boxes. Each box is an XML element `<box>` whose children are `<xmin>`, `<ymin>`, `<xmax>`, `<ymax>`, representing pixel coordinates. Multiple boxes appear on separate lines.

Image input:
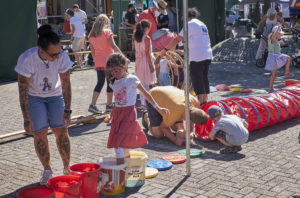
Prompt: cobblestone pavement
<box><xmin>0</xmin><ymin>37</ymin><xmax>300</xmax><ymax>198</ymax></box>
<box><xmin>213</xmin><ymin>36</ymin><xmax>300</xmax><ymax>64</ymax></box>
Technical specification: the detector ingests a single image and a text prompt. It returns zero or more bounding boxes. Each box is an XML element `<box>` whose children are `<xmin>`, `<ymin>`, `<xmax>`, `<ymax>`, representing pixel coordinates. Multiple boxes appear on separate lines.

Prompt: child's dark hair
<box><xmin>37</xmin><ymin>24</ymin><xmax>60</xmax><ymax>51</ymax></box>
<box><xmin>106</xmin><ymin>53</ymin><xmax>127</xmax><ymax>69</ymax></box>
<box><xmin>134</xmin><ymin>20</ymin><xmax>151</xmax><ymax>42</ymax></box>
<box><xmin>188</xmin><ymin>7</ymin><xmax>200</xmax><ymax>19</ymax></box>
<box><xmin>106</xmin><ymin>53</ymin><xmax>128</xmax><ymax>84</ymax></box>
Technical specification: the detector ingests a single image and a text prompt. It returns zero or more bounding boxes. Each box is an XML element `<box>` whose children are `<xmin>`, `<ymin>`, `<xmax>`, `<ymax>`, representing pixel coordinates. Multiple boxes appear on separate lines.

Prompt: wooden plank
<box><xmin>61</xmin><ymin>34</ymin><xmax>116</xmax><ymax>43</ymax></box>
<box><xmin>0</xmin><ymin>114</ymin><xmax>107</xmax><ymax>140</ymax></box>
<box><xmin>0</xmin><ymin>130</ymin><xmax>27</xmax><ymax>139</ymax></box>
<box><xmin>70</xmin><ymin>112</ymin><xmax>110</xmax><ymax>125</ymax></box>
<box><xmin>68</xmin><ymin>51</ymin><xmax>92</xmax><ymax>55</ymax></box>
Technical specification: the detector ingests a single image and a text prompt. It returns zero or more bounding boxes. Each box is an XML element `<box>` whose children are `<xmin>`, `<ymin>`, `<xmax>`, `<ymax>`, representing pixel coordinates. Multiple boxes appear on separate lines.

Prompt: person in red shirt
<box><xmin>137</xmin><ymin>0</ymin><xmax>167</xmax><ymax>40</ymax></box>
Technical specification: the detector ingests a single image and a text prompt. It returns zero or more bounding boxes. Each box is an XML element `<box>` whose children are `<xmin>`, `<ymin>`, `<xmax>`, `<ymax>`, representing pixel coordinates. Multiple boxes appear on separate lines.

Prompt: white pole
<box><xmin>183</xmin><ymin>0</ymin><xmax>190</xmax><ymax>176</ymax></box>
<box><xmin>176</xmin><ymin>0</ymin><xmax>179</xmax><ymax>33</ymax></box>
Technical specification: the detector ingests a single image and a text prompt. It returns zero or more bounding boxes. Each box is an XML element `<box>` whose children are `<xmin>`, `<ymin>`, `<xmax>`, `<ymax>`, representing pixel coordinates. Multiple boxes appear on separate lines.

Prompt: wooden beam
<box><xmin>0</xmin><ymin>114</ymin><xmax>110</xmax><ymax>140</ymax></box>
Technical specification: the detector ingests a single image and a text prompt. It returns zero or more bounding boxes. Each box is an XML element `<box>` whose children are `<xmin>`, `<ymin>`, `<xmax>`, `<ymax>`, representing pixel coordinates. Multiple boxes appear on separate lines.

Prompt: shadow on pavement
<box><xmin>2</xmin><ymin>182</ymin><xmax>40</xmax><ymax>198</ymax></box>
<box><xmin>165</xmin><ymin>175</ymin><xmax>190</xmax><ymax>198</ymax></box>
<box><xmin>4</xmin><ymin>182</ymin><xmax>143</xmax><ymax>198</ymax></box>
<box><xmin>143</xmin><ymin>134</ymin><xmax>183</xmax><ymax>153</ymax></box>
<box><xmin>0</xmin><ymin>135</ymin><xmax>30</xmax><ymax>145</ymax></box>
<box><xmin>201</xmin><ymin>150</ymin><xmax>245</xmax><ymax>161</ymax></box>
<box><xmin>192</xmin><ymin>137</ymin><xmax>220</xmax><ymax>151</ymax></box>
<box><xmin>68</xmin><ymin>118</ymin><xmax>107</xmax><ymax>137</ymax></box>
<box><xmin>0</xmin><ymin>118</ymin><xmax>106</xmax><ymax>145</ymax></box>
<box><xmin>101</xmin><ymin>186</ymin><xmax>142</xmax><ymax>198</ymax></box>
<box><xmin>248</xmin><ymin>117</ymin><xmax>300</xmax><ymax>142</ymax></box>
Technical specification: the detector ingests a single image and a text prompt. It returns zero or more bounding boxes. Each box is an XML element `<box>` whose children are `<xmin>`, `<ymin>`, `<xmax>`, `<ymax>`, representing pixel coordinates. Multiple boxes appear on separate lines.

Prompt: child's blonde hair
<box><xmin>267</xmin><ymin>8</ymin><xmax>277</xmax><ymax>19</ymax></box>
<box><xmin>88</xmin><ymin>14</ymin><xmax>110</xmax><ymax>38</ymax></box>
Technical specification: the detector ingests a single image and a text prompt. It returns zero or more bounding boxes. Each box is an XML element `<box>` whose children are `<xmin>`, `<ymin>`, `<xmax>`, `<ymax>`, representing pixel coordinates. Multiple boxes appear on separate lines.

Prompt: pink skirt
<box><xmin>107</xmin><ymin>105</ymin><xmax>148</xmax><ymax>149</ymax></box>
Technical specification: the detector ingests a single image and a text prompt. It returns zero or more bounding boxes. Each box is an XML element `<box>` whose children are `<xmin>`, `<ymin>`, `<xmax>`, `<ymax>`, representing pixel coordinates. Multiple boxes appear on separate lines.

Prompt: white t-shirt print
<box><xmin>15</xmin><ymin>47</ymin><xmax>73</xmax><ymax>97</ymax></box>
<box><xmin>110</xmin><ymin>74</ymin><xmax>140</xmax><ymax>107</ymax></box>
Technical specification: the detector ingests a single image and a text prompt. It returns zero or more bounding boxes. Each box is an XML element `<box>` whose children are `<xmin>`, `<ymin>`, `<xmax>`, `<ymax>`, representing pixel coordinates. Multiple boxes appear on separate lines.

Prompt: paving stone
<box><xmin>1</xmin><ymin>38</ymin><xmax>300</xmax><ymax>198</ymax></box>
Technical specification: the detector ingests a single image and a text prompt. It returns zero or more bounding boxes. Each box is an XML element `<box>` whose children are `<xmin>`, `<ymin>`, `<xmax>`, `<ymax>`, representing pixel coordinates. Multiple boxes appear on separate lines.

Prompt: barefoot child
<box><xmin>208</xmin><ymin>106</ymin><xmax>249</xmax><ymax>154</ymax></box>
<box><xmin>265</xmin><ymin>25</ymin><xmax>294</xmax><ymax>92</ymax></box>
<box><xmin>106</xmin><ymin>53</ymin><xmax>169</xmax><ymax>164</ymax></box>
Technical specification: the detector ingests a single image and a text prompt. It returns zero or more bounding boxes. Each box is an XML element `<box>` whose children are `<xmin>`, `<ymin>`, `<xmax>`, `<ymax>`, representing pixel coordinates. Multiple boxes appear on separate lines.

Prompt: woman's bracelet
<box><xmin>153</xmin><ymin>103</ymin><xmax>159</xmax><ymax>109</ymax></box>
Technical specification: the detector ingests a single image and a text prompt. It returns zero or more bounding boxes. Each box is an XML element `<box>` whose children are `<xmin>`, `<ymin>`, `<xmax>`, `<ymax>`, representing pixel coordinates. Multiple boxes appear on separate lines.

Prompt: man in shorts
<box><xmin>66</xmin><ymin>8</ymin><xmax>85</xmax><ymax>67</ymax></box>
<box><xmin>208</xmin><ymin>105</ymin><xmax>249</xmax><ymax>154</ymax></box>
<box><xmin>142</xmin><ymin>86</ymin><xmax>208</xmax><ymax>146</ymax></box>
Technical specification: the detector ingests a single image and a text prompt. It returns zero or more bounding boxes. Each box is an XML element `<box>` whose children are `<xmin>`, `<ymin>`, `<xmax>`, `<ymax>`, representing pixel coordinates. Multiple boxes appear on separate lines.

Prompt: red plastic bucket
<box><xmin>69</xmin><ymin>163</ymin><xmax>101</xmax><ymax>198</ymax></box>
<box><xmin>18</xmin><ymin>186</ymin><xmax>54</xmax><ymax>198</ymax></box>
<box><xmin>47</xmin><ymin>175</ymin><xmax>82</xmax><ymax>198</ymax></box>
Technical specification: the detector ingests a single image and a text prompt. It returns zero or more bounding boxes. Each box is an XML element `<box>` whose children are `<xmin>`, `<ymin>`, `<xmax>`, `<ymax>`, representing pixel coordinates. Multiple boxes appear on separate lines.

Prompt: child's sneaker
<box><xmin>285</xmin><ymin>72</ymin><xmax>294</xmax><ymax>77</ymax></box>
<box><xmin>235</xmin><ymin>145</ymin><xmax>242</xmax><ymax>152</ymax></box>
<box><xmin>40</xmin><ymin>170</ymin><xmax>53</xmax><ymax>185</ymax></box>
<box><xmin>105</xmin><ymin>104</ymin><xmax>114</xmax><ymax>112</ymax></box>
<box><xmin>267</xmin><ymin>88</ymin><xmax>275</xmax><ymax>93</ymax></box>
<box><xmin>63</xmin><ymin>166</ymin><xmax>70</xmax><ymax>175</ymax></box>
<box><xmin>88</xmin><ymin>105</ymin><xmax>103</xmax><ymax>114</ymax></box>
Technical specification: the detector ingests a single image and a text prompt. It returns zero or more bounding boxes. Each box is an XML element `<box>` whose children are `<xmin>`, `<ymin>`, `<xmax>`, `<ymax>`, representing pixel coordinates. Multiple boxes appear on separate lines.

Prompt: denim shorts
<box><xmin>28</xmin><ymin>95</ymin><xmax>65</xmax><ymax>132</ymax></box>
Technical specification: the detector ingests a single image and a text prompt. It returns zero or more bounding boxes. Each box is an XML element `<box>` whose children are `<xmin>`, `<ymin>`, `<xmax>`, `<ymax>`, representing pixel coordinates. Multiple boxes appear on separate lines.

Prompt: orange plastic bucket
<box><xmin>47</xmin><ymin>175</ymin><xmax>82</xmax><ymax>198</ymax></box>
<box><xmin>285</xmin><ymin>80</ymin><xmax>299</xmax><ymax>87</ymax></box>
<box><xmin>69</xmin><ymin>163</ymin><xmax>101</xmax><ymax>198</ymax></box>
<box><xmin>18</xmin><ymin>186</ymin><xmax>54</xmax><ymax>198</ymax></box>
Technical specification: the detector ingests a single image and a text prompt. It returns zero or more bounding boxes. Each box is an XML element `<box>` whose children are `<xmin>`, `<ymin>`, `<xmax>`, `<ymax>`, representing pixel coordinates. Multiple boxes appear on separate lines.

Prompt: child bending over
<box><xmin>208</xmin><ymin>106</ymin><xmax>249</xmax><ymax>154</ymax></box>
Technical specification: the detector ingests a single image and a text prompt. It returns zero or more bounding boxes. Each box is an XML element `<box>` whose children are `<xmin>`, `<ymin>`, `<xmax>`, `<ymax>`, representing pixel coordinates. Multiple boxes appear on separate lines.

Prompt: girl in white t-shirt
<box><xmin>106</xmin><ymin>53</ymin><xmax>169</xmax><ymax>165</ymax></box>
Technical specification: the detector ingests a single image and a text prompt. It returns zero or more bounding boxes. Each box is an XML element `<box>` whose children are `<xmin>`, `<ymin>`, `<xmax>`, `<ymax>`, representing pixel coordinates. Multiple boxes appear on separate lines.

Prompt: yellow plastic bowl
<box><xmin>229</xmin><ymin>88</ymin><xmax>242</xmax><ymax>92</ymax></box>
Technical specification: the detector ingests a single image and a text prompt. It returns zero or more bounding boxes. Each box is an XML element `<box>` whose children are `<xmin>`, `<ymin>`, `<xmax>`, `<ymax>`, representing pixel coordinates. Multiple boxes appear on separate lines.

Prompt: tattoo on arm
<box><xmin>60</xmin><ymin>71</ymin><xmax>72</xmax><ymax>110</ymax></box>
<box><xmin>18</xmin><ymin>74</ymin><xmax>30</xmax><ymax>121</ymax></box>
